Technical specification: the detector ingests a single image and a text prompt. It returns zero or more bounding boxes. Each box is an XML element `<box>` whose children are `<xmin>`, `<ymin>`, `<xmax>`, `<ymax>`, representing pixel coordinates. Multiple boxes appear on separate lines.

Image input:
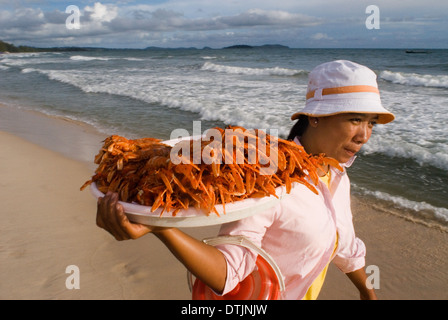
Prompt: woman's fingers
<box><xmin>97</xmin><ymin>192</ymin><xmax>130</xmax><ymax>240</ymax></box>
<box><xmin>96</xmin><ymin>191</ymin><xmax>152</xmax><ymax>240</ymax></box>
<box><xmin>119</xmin><ymin>212</ymin><xmax>152</xmax><ymax>239</ymax></box>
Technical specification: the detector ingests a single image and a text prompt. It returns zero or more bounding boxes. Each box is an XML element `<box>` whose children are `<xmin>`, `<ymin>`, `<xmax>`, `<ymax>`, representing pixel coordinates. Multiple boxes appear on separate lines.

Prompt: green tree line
<box><xmin>0</xmin><ymin>40</ymin><xmax>87</xmax><ymax>53</ymax></box>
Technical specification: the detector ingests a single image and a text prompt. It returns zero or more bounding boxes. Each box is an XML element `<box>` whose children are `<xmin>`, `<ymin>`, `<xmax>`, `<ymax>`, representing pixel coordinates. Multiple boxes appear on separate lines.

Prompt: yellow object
<box><xmin>303</xmin><ymin>235</ymin><xmax>338</xmax><ymax>300</ymax></box>
<box><xmin>303</xmin><ymin>170</ymin><xmax>336</xmax><ymax>300</ymax></box>
<box><xmin>319</xmin><ymin>169</ymin><xmax>331</xmax><ymax>189</ymax></box>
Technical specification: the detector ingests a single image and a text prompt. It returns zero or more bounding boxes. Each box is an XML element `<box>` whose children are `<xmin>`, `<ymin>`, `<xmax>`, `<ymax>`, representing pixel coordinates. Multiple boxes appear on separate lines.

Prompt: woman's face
<box><xmin>310</xmin><ymin>113</ymin><xmax>378</xmax><ymax>163</ymax></box>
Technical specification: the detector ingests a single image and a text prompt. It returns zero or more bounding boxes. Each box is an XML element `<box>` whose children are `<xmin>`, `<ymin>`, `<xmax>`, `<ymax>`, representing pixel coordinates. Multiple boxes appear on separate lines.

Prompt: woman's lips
<box><xmin>344</xmin><ymin>148</ymin><xmax>358</xmax><ymax>157</ymax></box>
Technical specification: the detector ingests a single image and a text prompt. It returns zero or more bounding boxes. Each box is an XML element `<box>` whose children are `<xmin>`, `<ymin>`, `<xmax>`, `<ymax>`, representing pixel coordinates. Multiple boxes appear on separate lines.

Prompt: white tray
<box><xmin>90</xmin><ymin>135</ymin><xmax>286</xmax><ymax>227</ymax></box>
<box><xmin>90</xmin><ymin>182</ymin><xmax>285</xmax><ymax>227</ymax></box>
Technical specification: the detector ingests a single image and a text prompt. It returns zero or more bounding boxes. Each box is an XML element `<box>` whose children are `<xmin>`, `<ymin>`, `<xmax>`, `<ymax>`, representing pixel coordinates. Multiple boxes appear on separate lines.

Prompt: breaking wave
<box><xmin>380</xmin><ymin>70</ymin><xmax>448</xmax><ymax>88</ymax></box>
<box><xmin>201</xmin><ymin>62</ymin><xmax>307</xmax><ymax>77</ymax></box>
<box><xmin>353</xmin><ymin>184</ymin><xmax>448</xmax><ymax>226</ymax></box>
<box><xmin>70</xmin><ymin>55</ymin><xmax>113</xmax><ymax>61</ymax></box>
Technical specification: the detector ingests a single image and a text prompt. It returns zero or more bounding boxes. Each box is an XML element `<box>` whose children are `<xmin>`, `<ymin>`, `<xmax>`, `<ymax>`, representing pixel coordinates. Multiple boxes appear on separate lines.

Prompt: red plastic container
<box><xmin>188</xmin><ymin>236</ymin><xmax>284</xmax><ymax>300</ymax></box>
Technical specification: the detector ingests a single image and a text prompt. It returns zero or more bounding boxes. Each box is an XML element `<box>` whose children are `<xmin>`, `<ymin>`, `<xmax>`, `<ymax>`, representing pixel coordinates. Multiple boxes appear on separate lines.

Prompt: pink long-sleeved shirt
<box><xmin>215</xmin><ymin>139</ymin><xmax>366</xmax><ymax>300</ymax></box>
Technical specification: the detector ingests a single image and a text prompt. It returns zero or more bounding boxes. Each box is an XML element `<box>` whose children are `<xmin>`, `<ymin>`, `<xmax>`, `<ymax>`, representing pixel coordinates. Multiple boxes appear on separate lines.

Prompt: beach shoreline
<box><xmin>1</xmin><ymin>104</ymin><xmax>447</xmax><ymax>300</ymax></box>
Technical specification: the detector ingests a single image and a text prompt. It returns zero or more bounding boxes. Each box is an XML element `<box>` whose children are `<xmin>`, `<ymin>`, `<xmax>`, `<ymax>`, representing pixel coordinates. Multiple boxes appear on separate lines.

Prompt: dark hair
<box><xmin>287</xmin><ymin>115</ymin><xmax>309</xmax><ymax>140</ymax></box>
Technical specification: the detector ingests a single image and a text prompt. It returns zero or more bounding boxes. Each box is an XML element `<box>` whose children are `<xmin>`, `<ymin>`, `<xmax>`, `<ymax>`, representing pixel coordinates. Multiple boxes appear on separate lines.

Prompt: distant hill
<box><xmin>223</xmin><ymin>44</ymin><xmax>289</xmax><ymax>49</ymax></box>
<box><xmin>223</xmin><ymin>45</ymin><xmax>254</xmax><ymax>49</ymax></box>
<box><xmin>0</xmin><ymin>40</ymin><xmax>87</xmax><ymax>53</ymax></box>
<box><xmin>144</xmin><ymin>46</ymin><xmax>198</xmax><ymax>50</ymax></box>
<box><xmin>144</xmin><ymin>44</ymin><xmax>291</xmax><ymax>50</ymax></box>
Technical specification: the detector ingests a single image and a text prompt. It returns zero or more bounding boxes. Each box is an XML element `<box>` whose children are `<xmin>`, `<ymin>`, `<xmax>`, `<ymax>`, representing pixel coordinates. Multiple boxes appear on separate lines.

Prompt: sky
<box><xmin>1</xmin><ymin>0</ymin><xmax>447</xmax><ymax>49</ymax></box>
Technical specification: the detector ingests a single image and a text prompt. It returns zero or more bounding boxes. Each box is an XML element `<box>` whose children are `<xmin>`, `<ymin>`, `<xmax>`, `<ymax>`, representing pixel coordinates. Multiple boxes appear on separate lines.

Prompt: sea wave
<box><xmin>17</xmin><ymin>64</ymin><xmax>448</xmax><ymax>172</ymax></box>
<box><xmin>0</xmin><ymin>57</ymin><xmax>32</xmax><ymax>67</ymax></box>
<box><xmin>1</xmin><ymin>56</ymin><xmax>63</xmax><ymax>67</ymax></box>
<box><xmin>70</xmin><ymin>55</ymin><xmax>112</xmax><ymax>61</ymax></box>
<box><xmin>123</xmin><ymin>57</ymin><xmax>145</xmax><ymax>61</ymax></box>
<box><xmin>201</xmin><ymin>62</ymin><xmax>307</xmax><ymax>77</ymax></box>
<box><xmin>353</xmin><ymin>185</ymin><xmax>448</xmax><ymax>226</ymax></box>
<box><xmin>70</xmin><ymin>55</ymin><xmax>145</xmax><ymax>62</ymax></box>
<box><xmin>363</xmin><ymin>138</ymin><xmax>448</xmax><ymax>172</ymax></box>
<box><xmin>380</xmin><ymin>70</ymin><xmax>448</xmax><ymax>88</ymax></box>
<box><xmin>23</xmin><ymin>66</ymin><xmax>299</xmax><ymax>134</ymax></box>
<box><xmin>21</xmin><ymin>68</ymin><xmax>38</xmax><ymax>74</ymax></box>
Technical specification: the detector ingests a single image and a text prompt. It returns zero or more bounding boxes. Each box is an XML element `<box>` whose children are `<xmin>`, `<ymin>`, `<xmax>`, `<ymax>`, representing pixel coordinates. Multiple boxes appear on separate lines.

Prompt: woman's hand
<box><xmin>96</xmin><ymin>191</ymin><xmax>167</xmax><ymax>240</ymax></box>
<box><xmin>96</xmin><ymin>191</ymin><xmax>227</xmax><ymax>293</ymax></box>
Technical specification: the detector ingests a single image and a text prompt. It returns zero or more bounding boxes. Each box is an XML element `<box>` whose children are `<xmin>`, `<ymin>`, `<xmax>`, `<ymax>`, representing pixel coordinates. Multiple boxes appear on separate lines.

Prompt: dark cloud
<box><xmin>44</xmin><ymin>9</ymin><xmax>68</xmax><ymax>24</ymax></box>
<box><xmin>216</xmin><ymin>9</ymin><xmax>320</xmax><ymax>28</ymax></box>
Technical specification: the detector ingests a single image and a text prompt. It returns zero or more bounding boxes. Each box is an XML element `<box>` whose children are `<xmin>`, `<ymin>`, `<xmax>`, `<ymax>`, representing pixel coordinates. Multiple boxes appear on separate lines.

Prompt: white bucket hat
<box><xmin>291</xmin><ymin>60</ymin><xmax>395</xmax><ymax>124</ymax></box>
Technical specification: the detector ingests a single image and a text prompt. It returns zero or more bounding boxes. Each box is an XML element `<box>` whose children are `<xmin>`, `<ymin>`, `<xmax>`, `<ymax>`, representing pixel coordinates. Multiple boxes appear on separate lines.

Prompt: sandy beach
<box><xmin>1</xmin><ymin>105</ymin><xmax>447</xmax><ymax>300</ymax></box>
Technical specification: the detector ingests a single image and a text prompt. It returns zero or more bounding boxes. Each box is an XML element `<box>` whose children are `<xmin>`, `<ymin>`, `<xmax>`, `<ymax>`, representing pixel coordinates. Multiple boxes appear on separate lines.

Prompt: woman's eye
<box><xmin>350</xmin><ymin>118</ymin><xmax>362</xmax><ymax>124</ymax></box>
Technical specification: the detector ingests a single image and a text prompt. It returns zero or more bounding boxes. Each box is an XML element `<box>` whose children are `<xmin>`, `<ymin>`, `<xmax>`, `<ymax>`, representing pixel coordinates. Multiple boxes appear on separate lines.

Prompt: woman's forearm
<box><xmin>153</xmin><ymin>228</ymin><xmax>228</xmax><ymax>294</ymax></box>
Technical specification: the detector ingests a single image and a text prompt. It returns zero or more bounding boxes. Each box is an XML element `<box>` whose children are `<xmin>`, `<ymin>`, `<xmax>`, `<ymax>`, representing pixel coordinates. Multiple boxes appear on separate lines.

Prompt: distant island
<box><xmin>223</xmin><ymin>44</ymin><xmax>289</xmax><ymax>49</ymax></box>
<box><xmin>144</xmin><ymin>44</ymin><xmax>290</xmax><ymax>50</ymax></box>
<box><xmin>1</xmin><ymin>39</ymin><xmax>290</xmax><ymax>53</ymax></box>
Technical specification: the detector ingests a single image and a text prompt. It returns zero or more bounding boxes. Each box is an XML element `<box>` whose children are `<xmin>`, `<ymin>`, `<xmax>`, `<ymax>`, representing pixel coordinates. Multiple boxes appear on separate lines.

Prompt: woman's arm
<box><xmin>96</xmin><ymin>192</ymin><xmax>228</xmax><ymax>293</ymax></box>
<box><xmin>346</xmin><ymin>268</ymin><xmax>378</xmax><ymax>300</ymax></box>
<box><xmin>154</xmin><ymin>228</ymin><xmax>227</xmax><ymax>293</ymax></box>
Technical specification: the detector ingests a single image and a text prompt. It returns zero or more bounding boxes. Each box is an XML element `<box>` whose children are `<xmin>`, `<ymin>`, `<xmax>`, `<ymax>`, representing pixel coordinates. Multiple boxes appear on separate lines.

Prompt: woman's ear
<box><xmin>308</xmin><ymin>117</ymin><xmax>319</xmax><ymax>127</ymax></box>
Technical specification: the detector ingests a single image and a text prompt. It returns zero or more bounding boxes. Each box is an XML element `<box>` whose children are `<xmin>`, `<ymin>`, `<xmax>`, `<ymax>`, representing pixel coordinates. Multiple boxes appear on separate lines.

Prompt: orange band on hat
<box><xmin>306</xmin><ymin>85</ymin><xmax>380</xmax><ymax>100</ymax></box>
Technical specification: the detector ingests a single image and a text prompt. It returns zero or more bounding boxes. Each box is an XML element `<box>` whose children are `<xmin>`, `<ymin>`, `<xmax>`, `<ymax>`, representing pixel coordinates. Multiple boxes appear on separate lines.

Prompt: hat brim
<box><xmin>291</xmin><ymin>110</ymin><xmax>395</xmax><ymax>124</ymax></box>
<box><xmin>291</xmin><ymin>97</ymin><xmax>395</xmax><ymax>124</ymax></box>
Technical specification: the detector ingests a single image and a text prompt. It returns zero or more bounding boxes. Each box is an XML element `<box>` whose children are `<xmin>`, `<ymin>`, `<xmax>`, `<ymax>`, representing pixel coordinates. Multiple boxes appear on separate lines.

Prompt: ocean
<box><xmin>1</xmin><ymin>47</ymin><xmax>447</xmax><ymax>227</ymax></box>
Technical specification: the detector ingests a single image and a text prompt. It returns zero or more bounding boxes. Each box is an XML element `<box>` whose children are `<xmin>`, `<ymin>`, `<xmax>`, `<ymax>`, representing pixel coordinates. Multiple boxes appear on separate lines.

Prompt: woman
<box><xmin>96</xmin><ymin>60</ymin><xmax>395</xmax><ymax>300</ymax></box>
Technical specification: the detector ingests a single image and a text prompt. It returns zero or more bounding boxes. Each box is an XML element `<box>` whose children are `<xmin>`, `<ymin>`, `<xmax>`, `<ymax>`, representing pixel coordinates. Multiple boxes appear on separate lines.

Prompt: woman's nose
<box><xmin>354</xmin><ymin>123</ymin><xmax>371</xmax><ymax>144</ymax></box>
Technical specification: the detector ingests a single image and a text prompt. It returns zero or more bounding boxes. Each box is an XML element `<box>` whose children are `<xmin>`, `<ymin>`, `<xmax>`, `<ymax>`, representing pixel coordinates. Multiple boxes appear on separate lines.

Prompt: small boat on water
<box><xmin>405</xmin><ymin>50</ymin><xmax>429</xmax><ymax>54</ymax></box>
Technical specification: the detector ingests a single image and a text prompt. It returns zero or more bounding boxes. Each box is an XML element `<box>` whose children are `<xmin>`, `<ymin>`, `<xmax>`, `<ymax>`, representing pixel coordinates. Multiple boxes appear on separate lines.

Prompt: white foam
<box><xmin>3</xmin><ymin>52</ymin><xmax>43</xmax><ymax>58</ymax></box>
<box><xmin>353</xmin><ymin>185</ymin><xmax>448</xmax><ymax>224</ymax></box>
<box><xmin>123</xmin><ymin>57</ymin><xmax>145</xmax><ymax>61</ymax></box>
<box><xmin>364</xmin><ymin>87</ymin><xmax>448</xmax><ymax>171</ymax></box>
<box><xmin>0</xmin><ymin>57</ymin><xmax>30</xmax><ymax>67</ymax></box>
<box><xmin>201</xmin><ymin>62</ymin><xmax>307</xmax><ymax>77</ymax></box>
<box><xmin>21</xmin><ymin>68</ymin><xmax>38</xmax><ymax>74</ymax></box>
<box><xmin>380</xmin><ymin>70</ymin><xmax>448</xmax><ymax>88</ymax></box>
<box><xmin>0</xmin><ymin>65</ymin><xmax>9</xmax><ymax>70</ymax></box>
<box><xmin>70</xmin><ymin>55</ymin><xmax>111</xmax><ymax>61</ymax></box>
<box><xmin>24</xmin><ymin>65</ymin><xmax>302</xmax><ymax>137</ymax></box>
<box><xmin>1</xmin><ymin>55</ymin><xmax>62</xmax><ymax>67</ymax></box>
<box><xmin>363</xmin><ymin>136</ymin><xmax>448</xmax><ymax>171</ymax></box>
<box><xmin>70</xmin><ymin>55</ymin><xmax>146</xmax><ymax>62</ymax></box>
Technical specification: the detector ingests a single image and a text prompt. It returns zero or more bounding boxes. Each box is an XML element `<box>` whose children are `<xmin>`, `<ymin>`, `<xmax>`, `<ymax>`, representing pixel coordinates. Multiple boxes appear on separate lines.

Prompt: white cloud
<box><xmin>85</xmin><ymin>2</ymin><xmax>118</xmax><ymax>23</ymax></box>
